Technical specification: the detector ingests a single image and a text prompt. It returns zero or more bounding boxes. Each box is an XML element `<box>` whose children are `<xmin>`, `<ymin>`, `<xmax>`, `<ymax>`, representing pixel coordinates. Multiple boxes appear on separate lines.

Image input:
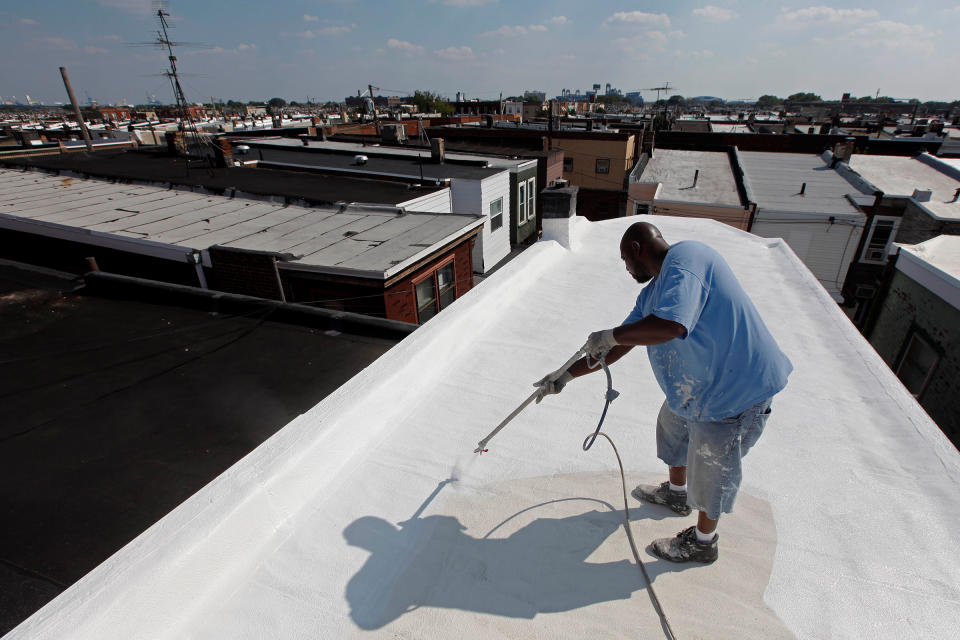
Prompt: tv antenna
<box><xmin>646</xmin><ymin>82</ymin><xmax>674</xmax><ymax>102</ymax></box>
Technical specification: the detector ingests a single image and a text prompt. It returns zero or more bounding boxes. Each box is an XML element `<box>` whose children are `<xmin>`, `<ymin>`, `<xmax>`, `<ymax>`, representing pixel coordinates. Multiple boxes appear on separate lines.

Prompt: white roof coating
<box><xmin>7</xmin><ymin>217</ymin><xmax>960</xmax><ymax>639</ymax></box>
<box><xmin>641</xmin><ymin>149</ymin><xmax>742</xmax><ymax>206</ymax></box>
<box><xmin>0</xmin><ymin>168</ymin><xmax>482</xmax><ymax>279</ymax></box>
<box><xmin>848</xmin><ymin>154</ymin><xmax>960</xmax><ymax>221</ymax></box>
<box><xmin>738</xmin><ymin>152</ymin><xmax>862</xmax><ymax>216</ymax></box>
<box><xmin>709</xmin><ymin>123</ymin><xmax>752</xmax><ymax>133</ymax></box>
<box><xmin>896</xmin><ymin>235</ymin><xmax>960</xmax><ymax>310</ymax></box>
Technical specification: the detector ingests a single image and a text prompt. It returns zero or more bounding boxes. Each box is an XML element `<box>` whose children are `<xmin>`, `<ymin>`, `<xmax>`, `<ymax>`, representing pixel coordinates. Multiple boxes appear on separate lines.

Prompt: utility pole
<box><xmin>59</xmin><ymin>66</ymin><xmax>93</xmax><ymax>152</ymax></box>
<box><xmin>368</xmin><ymin>84</ymin><xmax>381</xmax><ymax>135</ymax></box>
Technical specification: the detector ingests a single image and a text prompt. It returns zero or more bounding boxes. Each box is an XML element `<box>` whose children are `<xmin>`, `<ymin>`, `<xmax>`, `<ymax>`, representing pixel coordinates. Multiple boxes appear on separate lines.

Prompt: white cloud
<box><xmin>692</xmin><ymin>49</ymin><xmax>715</xmax><ymax>57</ymax></box>
<box><xmin>778</xmin><ymin>6</ymin><xmax>879</xmax><ymax>25</ymax></box>
<box><xmin>482</xmin><ymin>24</ymin><xmax>548</xmax><ymax>36</ymax></box>
<box><xmin>549</xmin><ymin>16</ymin><xmax>569</xmax><ymax>25</ymax></box>
<box><xmin>434</xmin><ymin>45</ymin><xmax>474</xmax><ymax>61</ymax></box>
<box><xmin>303</xmin><ymin>14</ymin><xmax>319</xmax><ymax>22</ymax></box>
<box><xmin>193</xmin><ymin>43</ymin><xmax>258</xmax><ymax>56</ymax></box>
<box><xmin>843</xmin><ymin>20</ymin><xmax>937</xmax><ymax>53</ymax></box>
<box><xmin>42</xmin><ymin>36</ymin><xmax>75</xmax><ymax>49</ymax></box>
<box><xmin>317</xmin><ymin>24</ymin><xmax>356</xmax><ymax>35</ymax></box>
<box><xmin>297</xmin><ymin>30</ymin><xmax>315</xmax><ymax>38</ymax></box>
<box><xmin>19</xmin><ymin>18</ymin><xmax>38</xmax><ymax>25</ymax></box>
<box><xmin>387</xmin><ymin>38</ymin><xmax>424</xmax><ymax>54</ymax></box>
<box><xmin>92</xmin><ymin>34</ymin><xmax>123</xmax><ymax>42</ymax></box>
<box><xmin>642</xmin><ymin>30</ymin><xmax>685</xmax><ymax>50</ymax></box>
<box><xmin>431</xmin><ymin>0</ymin><xmax>498</xmax><ymax>6</ymax></box>
<box><xmin>83</xmin><ymin>45</ymin><xmax>109</xmax><ymax>54</ymax></box>
<box><xmin>668</xmin><ymin>30</ymin><xmax>686</xmax><ymax>39</ymax></box>
<box><xmin>693</xmin><ymin>6</ymin><xmax>735</xmax><ymax>22</ymax></box>
<box><xmin>604</xmin><ymin>11</ymin><xmax>670</xmax><ymax>28</ymax></box>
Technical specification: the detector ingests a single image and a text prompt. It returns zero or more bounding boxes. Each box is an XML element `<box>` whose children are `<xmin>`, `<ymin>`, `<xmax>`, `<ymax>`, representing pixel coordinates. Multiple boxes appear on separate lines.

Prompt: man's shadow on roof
<box><xmin>343</xmin><ymin>495</ymin><xmax>695</xmax><ymax>630</ymax></box>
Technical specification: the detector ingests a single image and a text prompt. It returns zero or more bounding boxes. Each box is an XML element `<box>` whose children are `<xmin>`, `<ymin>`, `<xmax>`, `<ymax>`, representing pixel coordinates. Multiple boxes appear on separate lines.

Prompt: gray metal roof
<box><xmin>641</xmin><ymin>149</ymin><xmax>742</xmax><ymax>206</ymax></box>
<box><xmin>0</xmin><ymin>168</ymin><xmax>482</xmax><ymax>279</ymax></box>
<box><xmin>738</xmin><ymin>152</ymin><xmax>861</xmax><ymax>216</ymax></box>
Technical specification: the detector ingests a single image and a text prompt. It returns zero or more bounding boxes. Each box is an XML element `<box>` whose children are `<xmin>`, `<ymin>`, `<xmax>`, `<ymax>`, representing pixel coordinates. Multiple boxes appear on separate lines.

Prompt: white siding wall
<box><xmin>449</xmin><ymin>172</ymin><xmax>512</xmax><ymax>273</ymax></box>
<box><xmin>751</xmin><ymin>211</ymin><xmax>864</xmax><ymax>298</ymax></box>
<box><xmin>400</xmin><ymin>188</ymin><xmax>453</xmax><ymax>213</ymax></box>
<box><xmin>479</xmin><ymin>173</ymin><xmax>512</xmax><ymax>272</ymax></box>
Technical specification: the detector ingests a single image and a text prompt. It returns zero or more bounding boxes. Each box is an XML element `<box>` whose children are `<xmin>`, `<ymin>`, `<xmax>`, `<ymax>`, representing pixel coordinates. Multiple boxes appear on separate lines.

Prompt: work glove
<box><xmin>533</xmin><ymin>370</ymin><xmax>574</xmax><ymax>404</ymax></box>
<box><xmin>584</xmin><ymin>329</ymin><xmax>618</xmax><ymax>359</ymax></box>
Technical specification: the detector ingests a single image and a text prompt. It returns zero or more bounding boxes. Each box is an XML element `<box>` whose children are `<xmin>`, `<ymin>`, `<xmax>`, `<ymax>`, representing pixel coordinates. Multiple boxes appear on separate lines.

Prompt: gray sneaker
<box><xmin>631</xmin><ymin>481</ymin><xmax>692</xmax><ymax>516</ymax></box>
<box><xmin>650</xmin><ymin>526</ymin><xmax>718</xmax><ymax>563</ymax></box>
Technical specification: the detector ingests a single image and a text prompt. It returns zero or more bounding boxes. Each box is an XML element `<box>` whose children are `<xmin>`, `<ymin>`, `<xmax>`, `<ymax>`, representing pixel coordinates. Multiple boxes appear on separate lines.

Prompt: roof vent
<box><xmin>912</xmin><ymin>189</ymin><xmax>932</xmax><ymax>202</ymax></box>
<box><xmin>354</xmin><ymin>154</ymin><xmax>368</xmax><ymax>165</ymax></box>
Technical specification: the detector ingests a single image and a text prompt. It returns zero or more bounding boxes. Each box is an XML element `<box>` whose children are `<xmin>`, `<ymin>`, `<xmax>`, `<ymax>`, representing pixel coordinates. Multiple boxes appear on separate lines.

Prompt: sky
<box><xmin>1</xmin><ymin>1</ymin><xmax>959</xmax><ymax>106</ymax></box>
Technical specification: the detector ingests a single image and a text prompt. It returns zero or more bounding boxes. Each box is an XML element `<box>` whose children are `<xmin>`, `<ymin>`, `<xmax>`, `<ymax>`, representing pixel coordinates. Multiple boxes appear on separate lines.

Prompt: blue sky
<box><xmin>2</xmin><ymin>1</ymin><xmax>959</xmax><ymax>105</ymax></box>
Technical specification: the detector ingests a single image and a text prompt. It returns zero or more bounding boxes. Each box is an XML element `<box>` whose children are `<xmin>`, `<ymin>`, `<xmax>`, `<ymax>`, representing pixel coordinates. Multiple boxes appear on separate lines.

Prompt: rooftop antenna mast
<box><xmin>647</xmin><ymin>82</ymin><xmax>673</xmax><ymax>104</ymax></box>
<box><xmin>152</xmin><ymin>2</ymin><xmax>205</xmax><ymax>164</ymax></box>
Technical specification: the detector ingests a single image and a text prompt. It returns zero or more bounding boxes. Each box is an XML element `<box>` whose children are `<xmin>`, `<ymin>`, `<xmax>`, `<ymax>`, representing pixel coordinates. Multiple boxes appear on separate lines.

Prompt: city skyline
<box><xmin>1</xmin><ymin>1</ymin><xmax>959</xmax><ymax>105</ymax></box>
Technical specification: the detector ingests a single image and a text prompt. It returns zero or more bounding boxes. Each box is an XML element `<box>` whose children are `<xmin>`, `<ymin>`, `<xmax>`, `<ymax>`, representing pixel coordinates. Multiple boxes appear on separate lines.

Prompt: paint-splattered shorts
<box><xmin>655</xmin><ymin>398</ymin><xmax>773</xmax><ymax>520</ymax></box>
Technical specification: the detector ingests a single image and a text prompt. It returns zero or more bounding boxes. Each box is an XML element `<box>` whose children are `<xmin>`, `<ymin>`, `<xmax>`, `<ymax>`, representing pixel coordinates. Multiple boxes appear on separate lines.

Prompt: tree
<box><xmin>666</xmin><ymin>94</ymin><xmax>685</xmax><ymax>106</ymax></box>
<box><xmin>411</xmin><ymin>90</ymin><xmax>453</xmax><ymax>115</ymax></box>
<box><xmin>787</xmin><ymin>92</ymin><xmax>822</xmax><ymax>102</ymax></box>
<box><xmin>756</xmin><ymin>94</ymin><xmax>781</xmax><ymax>107</ymax></box>
<box><xmin>267</xmin><ymin>97</ymin><xmax>287</xmax><ymax>113</ymax></box>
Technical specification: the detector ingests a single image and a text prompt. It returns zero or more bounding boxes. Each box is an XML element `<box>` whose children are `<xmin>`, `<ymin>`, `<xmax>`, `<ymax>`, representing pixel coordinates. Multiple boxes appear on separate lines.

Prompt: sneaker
<box><xmin>631</xmin><ymin>481</ymin><xmax>692</xmax><ymax>516</ymax></box>
<box><xmin>650</xmin><ymin>526</ymin><xmax>718</xmax><ymax>563</ymax></box>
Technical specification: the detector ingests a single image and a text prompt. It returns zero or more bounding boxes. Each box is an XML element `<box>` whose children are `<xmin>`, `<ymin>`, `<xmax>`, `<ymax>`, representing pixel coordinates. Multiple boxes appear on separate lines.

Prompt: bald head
<box><xmin>619</xmin><ymin>222</ymin><xmax>670</xmax><ymax>284</ymax></box>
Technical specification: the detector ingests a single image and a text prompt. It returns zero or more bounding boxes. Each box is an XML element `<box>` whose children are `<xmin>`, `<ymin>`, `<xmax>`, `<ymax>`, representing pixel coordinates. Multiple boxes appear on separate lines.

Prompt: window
<box><xmin>490</xmin><ymin>197</ymin><xmax>503</xmax><ymax>231</ymax></box>
<box><xmin>860</xmin><ymin>217</ymin><xmax>899</xmax><ymax>264</ymax></box>
<box><xmin>635</xmin><ymin>202</ymin><xmax>650</xmax><ymax>215</ymax></box>
<box><xmin>563</xmin><ymin>157</ymin><xmax>573</xmax><ymax>173</ymax></box>
<box><xmin>518</xmin><ymin>183</ymin><xmax>526</xmax><ymax>224</ymax></box>
<box><xmin>526</xmin><ymin>177</ymin><xmax>536</xmax><ymax>225</ymax></box>
<box><xmin>895</xmin><ymin>331</ymin><xmax>940</xmax><ymax>398</ymax></box>
<box><xmin>596</xmin><ymin>158</ymin><xmax>611</xmax><ymax>174</ymax></box>
<box><xmin>414</xmin><ymin>261</ymin><xmax>457</xmax><ymax>324</ymax></box>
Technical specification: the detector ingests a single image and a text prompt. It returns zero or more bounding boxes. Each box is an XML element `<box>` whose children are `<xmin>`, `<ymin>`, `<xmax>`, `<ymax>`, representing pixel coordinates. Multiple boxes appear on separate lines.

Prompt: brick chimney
<box><xmin>540</xmin><ymin>185</ymin><xmax>581</xmax><ymax>250</ymax></box>
<box><xmin>431</xmin><ymin>137</ymin><xmax>445</xmax><ymax>163</ymax></box>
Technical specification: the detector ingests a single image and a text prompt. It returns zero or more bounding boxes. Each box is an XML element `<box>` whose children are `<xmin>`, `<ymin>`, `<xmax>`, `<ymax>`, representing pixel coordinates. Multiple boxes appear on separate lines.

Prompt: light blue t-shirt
<box><xmin>623</xmin><ymin>241</ymin><xmax>792</xmax><ymax>421</ymax></box>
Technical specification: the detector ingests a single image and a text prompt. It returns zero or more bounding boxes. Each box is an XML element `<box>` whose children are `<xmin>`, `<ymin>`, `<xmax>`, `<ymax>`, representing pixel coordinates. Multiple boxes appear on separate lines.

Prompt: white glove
<box><xmin>584</xmin><ymin>329</ymin><xmax>618</xmax><ymax>359</ymax></box>
<box><xmin>533</xmin><ymin>370</ymin><xmax>574</xmax><ymax>404</ymax></box>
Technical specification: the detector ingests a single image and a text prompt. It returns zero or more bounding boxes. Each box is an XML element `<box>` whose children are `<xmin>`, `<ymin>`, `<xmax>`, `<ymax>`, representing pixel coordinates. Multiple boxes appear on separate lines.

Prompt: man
<box><xmin>534</xmin><ymin>222</ymin><xmax>792</xmax><ymax>563</ymax></box>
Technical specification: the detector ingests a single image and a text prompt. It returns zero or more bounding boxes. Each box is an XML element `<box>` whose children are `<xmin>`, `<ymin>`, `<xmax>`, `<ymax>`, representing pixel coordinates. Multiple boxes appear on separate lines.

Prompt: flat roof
<box><xmin>242</xmin><ymin>140</ymin><xmax>506</xmax><ymax>180</ymax></box>
<box><xmin>0</xmin><ymin>168</ymin><xmax>482</xmax><ymax>279</ymax></box>
<box><xmin>0</xmin><ymin>149</ymin><xmax>445</xmax><ymax>206</ymax></box>
<box><xmin>848</xmin><ymin>154</ymin><xmax>960</xmax><ymax>221</ymax></box>
<box><xmin>240</xmin><ymin>138</ymin><xmax>537</xmax><ymax>171</ymax></box>
<box><xmin>12</xmin><ymin>216</ymin><xmax>959</xmax><ymax>639</ymax></box>
<box><xmin>738</xmin><ymin>151</ymin><xmax>862</xmax><ymax>216</ymax></box>
<box><xmin>641</xmin><ymin>149</ymin><xmax>742</xmax><ymax>206</ymax></box>
<box><xmin>710</xmin><ymin>123</ymin><xmax>752</xmax><ymax>133</ymax></box>
<box><xmin>896</xmin><ymin>235</ymin><xmax>960</xmax><ymax>310</ymax></box>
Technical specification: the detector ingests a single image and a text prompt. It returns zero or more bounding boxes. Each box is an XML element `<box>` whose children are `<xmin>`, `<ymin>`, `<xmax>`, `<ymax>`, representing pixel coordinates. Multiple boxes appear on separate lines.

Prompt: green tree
<box><xmin>666</xmin><ymin>94</ymin><xmax>686</xmax><ymax>106</ymax></box>
<box><xmin>787</xmin><ymin>92</ymin><xmax>822</xmax><ymax>102</ymax></box>
<box><xmin>411</xmin><ymin>90</ymin><xmax>453</xmax><ymax>115</ymax></box>
<box><xmin>756</xmin><ymin>94</ymin><xmax>781</xmax><ymax>107</ymax></box>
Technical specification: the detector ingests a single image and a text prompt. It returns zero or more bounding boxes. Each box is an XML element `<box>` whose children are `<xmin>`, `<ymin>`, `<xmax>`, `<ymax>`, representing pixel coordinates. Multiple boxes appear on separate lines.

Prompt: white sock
<box><xmin>668</xmin><ymin>482</ymin><xmax>686</xmax><ymax>493</ymax></box>
<box><xmin>695</xmin><ymin>526</ymin><xmax>716</xmax><ymax>543</ymax></box>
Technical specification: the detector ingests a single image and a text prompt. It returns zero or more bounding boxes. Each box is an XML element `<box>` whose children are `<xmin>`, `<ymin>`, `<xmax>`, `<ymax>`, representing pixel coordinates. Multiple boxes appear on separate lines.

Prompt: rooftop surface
<box><xmin>640</xmin><ymin>149</ymin><xmax>742</xmax><ymax>206</ymax></box>
<box><xmin>8</xmin><ymin>216</ymin><xmax>959</xmax><ymax>639</ymax></box>
<box><xmin>0</xmin><ymin>260</ymin><xmax>397</xmax><ymax>635</ymax></box>
<box><xmin>0</xmin><ymin>149</ymin><xmax>445</xmax><ymax>206</ymax></box>
<box><xmin>848</xmin><ymin>154</ymin><xmax>960</xmax><ymax>220</ymax></box>
<box><xmin>0</xmin><ymin>168</ymin><xmax>481</xmax><ymax>279</ymax></box>
<box><xmin>239</xmin><ymin>138</ymin><xmax>538</xmax><ymax>171</ymax></box>
<box><xmin>242</xmin><ymin>141</ymin><xmax>507</xmax><ymax>180</ymax></box>
<box><xmin>738</xmin><ymin>151</ymin><xmax>862</xmax><ymax>215</ymax></box>
<box><xmin>896</xmin><ymin>235</ymin><xmax>960</xmax><ymax>310</ymax></box>
<box><xmin>709</xmin><ymin>123</ymin><xmax>752</xmax><ymax>133</ymax></box>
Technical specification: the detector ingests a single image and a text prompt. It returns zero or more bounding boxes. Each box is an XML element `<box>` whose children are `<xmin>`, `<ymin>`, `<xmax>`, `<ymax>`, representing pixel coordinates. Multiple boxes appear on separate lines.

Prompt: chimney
<box><xmin>485</xmin><ymin>114</ymin><xmax>494</xmax><ymax>128</ymax></box>
<box><xmin>431</xmin><ymin>137</ymin><xmax>445</xmax><ymax>163</ymax></box>
<box><xmin>912</xmin><ymin>189</ymin><xmax>932</xmax><ymax>202</ymax></box>
<box><xmin>540</xmin><ymin>185</ymin><xmax>581</xmax><ymax>250</ymax></box>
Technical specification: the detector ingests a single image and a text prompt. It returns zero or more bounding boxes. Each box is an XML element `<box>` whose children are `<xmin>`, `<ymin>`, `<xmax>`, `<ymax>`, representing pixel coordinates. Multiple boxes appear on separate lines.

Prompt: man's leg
<box><xmin>632</xmin><ymin>402</ymin><xmax>691</xmax><ymax>515</ymax></box>
<box><xmin>650</xmin><ymin>399</ymin><xmax>772</xmax><ymax>563</ymax></box>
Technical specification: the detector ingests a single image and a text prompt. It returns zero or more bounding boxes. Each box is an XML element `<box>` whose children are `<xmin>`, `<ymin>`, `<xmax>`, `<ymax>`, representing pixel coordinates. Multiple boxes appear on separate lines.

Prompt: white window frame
<box><xmin>521</xmin><ymin>177</ymin><xmax>536</xmax><ymax>225</ymax></box>
<box><xmin>860</xmin><ymin>216</ymin><xmax>900</xmax><ymax>264</ymax></box>
<box><xmin>489</xmin><ymin>197</ymin><xmax>503</xmax><ymax>231</ymax></box>
<box><xmin>518</xmin><ymin>182</ymin><xmax>527</xmax><ymax>225</ymax></box>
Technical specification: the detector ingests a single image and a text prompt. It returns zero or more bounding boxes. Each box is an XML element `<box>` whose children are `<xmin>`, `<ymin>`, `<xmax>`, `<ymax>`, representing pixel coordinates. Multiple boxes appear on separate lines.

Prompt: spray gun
<box><xmin>473</xmin><ymin>345</ymin><xmax>619</xmax><ymax>454</ymax></box>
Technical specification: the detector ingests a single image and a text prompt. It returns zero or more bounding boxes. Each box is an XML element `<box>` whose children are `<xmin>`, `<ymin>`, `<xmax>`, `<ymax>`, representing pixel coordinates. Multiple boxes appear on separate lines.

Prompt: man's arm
<box><xmin>613</xmin><ymin>314</ymin><xmax>686</xmax><ymax>346</ymax></box>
